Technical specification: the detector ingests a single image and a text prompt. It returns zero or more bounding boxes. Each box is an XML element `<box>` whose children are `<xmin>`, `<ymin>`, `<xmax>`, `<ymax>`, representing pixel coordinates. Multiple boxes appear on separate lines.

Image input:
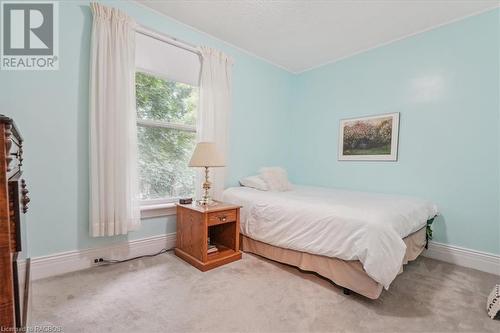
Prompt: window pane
<box><xmin>137</xmin><ymin>126</ymin><xmax>196</xmax><ymax>200</ymax></box>
<box><xmin>136</xmin><ymin>72</ymin><xmax>198</xmax><ymax>126</ymax></box>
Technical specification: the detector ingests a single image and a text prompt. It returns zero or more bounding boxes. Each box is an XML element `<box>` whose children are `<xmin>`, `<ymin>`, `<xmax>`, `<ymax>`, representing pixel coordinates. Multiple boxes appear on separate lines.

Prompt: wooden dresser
<box><xmin>0</xmin><ymin>115</ymin><xmax>30</xmax><ymax>330</ymax></box>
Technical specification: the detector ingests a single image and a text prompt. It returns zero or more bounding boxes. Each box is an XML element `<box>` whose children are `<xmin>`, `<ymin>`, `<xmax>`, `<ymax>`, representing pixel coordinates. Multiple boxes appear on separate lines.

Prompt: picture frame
<box><xmin>338</xmin><ymin>112</ymin><xmax>400</xmax><ymax>161</ymax></box>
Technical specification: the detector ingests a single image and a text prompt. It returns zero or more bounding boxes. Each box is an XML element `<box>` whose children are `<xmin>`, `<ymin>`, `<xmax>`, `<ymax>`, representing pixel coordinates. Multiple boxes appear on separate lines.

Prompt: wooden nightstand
<box><xmin>175</xmin><ymin>201</ymin><xmax>242</xmax><ymax>271</ymax></box>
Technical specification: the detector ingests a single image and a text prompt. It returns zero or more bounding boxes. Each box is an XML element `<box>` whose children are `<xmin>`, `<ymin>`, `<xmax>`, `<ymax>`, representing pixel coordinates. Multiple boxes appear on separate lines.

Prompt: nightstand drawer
<box><xmin>208</xmin><ymin>209</ymin><xmax>237</xmax><ymax>226</ymax></box>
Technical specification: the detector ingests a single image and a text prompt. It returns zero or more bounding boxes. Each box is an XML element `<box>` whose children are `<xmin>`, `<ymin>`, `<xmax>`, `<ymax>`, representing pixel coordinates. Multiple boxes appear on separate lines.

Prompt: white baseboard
<box><xmin>424</xmin><ymin>241</ymin><xmax>500</xmax><ymax>276</ymax></box>
<box><xmin>21</xmin><ymin>235</ymin><xmax>499</xmax><ymax>281</ymax></box>
<box><xmin>27</xmin><ymin>233</ymin><xmax>177</xmax><ymax>280</ymax></box>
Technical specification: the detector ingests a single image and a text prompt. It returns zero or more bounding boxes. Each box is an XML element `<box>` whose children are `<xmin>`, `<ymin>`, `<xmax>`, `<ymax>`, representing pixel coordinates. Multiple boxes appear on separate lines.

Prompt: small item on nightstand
<box><xmin>179</xmin><ymin>198</ymin><xmax>193</xmax><ymax>204</ymax></box>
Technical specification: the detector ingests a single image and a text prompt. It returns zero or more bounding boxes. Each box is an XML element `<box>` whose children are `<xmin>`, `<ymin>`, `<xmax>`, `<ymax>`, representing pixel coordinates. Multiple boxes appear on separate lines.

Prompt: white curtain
<box><xmin>196</xmin><ymin>47</ymin><xmax>233</xmax><ymax>201</ymax></box>
<box><xmin>89</xmin><ymin>3</ymin><xmax>140</xmax><ymax>237</ymax></box>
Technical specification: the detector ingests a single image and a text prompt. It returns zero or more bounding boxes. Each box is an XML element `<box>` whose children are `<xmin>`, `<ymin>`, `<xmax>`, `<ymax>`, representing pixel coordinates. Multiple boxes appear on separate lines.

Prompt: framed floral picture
<box><xmin>338</xmin><ymin>112</ymin><xmax>400</xmax><ymax>161</ymax></box>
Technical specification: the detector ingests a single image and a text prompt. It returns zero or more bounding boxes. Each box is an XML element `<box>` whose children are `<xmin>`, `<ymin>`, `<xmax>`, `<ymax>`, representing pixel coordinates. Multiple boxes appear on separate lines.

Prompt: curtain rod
<box><xmin>135</xmin><ymin>25</ymin><xmax>201</xmax><ymax>57</ymax></box>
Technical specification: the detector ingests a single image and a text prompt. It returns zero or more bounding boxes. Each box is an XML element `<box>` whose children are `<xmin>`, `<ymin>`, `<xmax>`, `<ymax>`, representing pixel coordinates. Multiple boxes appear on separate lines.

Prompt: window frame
<box><xmin>135</xmin><ymin>70</ymin><xmax>198</xmax><ymax>216</ymax></box>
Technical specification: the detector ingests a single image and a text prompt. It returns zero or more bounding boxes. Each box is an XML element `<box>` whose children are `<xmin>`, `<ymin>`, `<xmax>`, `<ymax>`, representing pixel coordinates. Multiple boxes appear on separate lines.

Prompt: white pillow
<box><xmin>239</xmin><ymin>175</ymin><xmax>269</xmax><ymax>191</ymax></box>
<box><xmin>259</xmin><ymin>167</ymin><xmax>292</xmax><ymax>191</ymax></box>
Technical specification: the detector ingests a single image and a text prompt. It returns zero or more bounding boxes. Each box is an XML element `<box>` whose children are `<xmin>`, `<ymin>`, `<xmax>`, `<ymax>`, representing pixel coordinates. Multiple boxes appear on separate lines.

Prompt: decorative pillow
<box><xmin>487</xmin><ymin>284</ymin><xmax>500</xmax><ymax>319</ymax></box>
<box><xmin>239</xmin><ymin>175</ymin><xmax>269</xmax><ymax>191</ymax></box>
<box><xmin>259</xmin><ymin>167</ymin><xmax>292</xmax><ymax>191</ymax></box>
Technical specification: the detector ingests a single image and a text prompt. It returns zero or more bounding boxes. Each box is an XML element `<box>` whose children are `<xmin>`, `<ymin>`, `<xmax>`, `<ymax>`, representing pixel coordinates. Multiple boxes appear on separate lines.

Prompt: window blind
<box><xmin>135</xmin><ymin>32</ymin><xmax>201</xmax><ymax>87</ymax></box>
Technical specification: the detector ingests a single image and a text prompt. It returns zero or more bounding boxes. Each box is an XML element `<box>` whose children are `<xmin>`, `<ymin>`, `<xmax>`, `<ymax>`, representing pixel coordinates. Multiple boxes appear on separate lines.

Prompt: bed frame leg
<box><xmin>343</xmin><ymin>288</ymin><xmax>351</xmax><ymax>295</ymax></box>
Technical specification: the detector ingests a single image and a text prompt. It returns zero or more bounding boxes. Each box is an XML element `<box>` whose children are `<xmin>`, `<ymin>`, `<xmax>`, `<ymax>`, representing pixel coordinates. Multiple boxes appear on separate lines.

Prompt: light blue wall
<box><xmin>2</xmin><ymin>2</ymin><xmax>498</xmax><ymax>257</ymax></box>
<box><xmin>1</xmin><ymin>1</ymin><xmax>293</xmax><ymax>257</ymax></box>
<box><xmin>288</xmin><ymin>9</ymin><xmax>500</xmax><ymax>254</ymax></box>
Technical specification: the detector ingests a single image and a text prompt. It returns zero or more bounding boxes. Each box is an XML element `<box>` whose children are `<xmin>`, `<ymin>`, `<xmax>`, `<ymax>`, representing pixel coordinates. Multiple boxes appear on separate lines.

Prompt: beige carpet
<box><xmin>31</xmin><ymin>251</ymin><xmax>499</xmax><ymax>333</ymax></box>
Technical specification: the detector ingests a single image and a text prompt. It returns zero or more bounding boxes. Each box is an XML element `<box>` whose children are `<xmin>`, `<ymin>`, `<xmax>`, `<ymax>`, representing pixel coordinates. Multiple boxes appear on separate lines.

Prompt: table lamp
<box><xmin>188</xmin><ymin>142</ymin><xmax>225</xmax><ymax>206</ymax></box>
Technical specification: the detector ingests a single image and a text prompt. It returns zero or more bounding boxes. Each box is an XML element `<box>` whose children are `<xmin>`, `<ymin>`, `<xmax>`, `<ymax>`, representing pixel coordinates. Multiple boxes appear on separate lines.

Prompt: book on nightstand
<box><xmin>207</xmin><ymin>239</ymin><xmax>218</xmax><ymax>254</ymax></box>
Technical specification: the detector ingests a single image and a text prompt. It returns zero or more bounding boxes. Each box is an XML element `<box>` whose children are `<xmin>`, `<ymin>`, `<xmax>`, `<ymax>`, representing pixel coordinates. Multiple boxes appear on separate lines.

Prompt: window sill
<box><xmin>140</xmin><ymin>203</ymin><xmax>176</xmax><ymax>219</ymax></box>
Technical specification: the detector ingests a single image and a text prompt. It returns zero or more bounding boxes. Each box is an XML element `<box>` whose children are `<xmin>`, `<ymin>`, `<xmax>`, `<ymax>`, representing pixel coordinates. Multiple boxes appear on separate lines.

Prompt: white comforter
<box><xmin>223</xmin><ymin>186</ymin><xmax>438</xmax><ymax>289</ymax></box>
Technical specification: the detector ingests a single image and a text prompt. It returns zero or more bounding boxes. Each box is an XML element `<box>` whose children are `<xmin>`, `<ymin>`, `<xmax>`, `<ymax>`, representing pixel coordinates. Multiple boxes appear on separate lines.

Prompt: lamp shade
<box><xmin>188</xmin><ymin>142</ymin><xmax>225</xmax><ymax>167</ymax></box>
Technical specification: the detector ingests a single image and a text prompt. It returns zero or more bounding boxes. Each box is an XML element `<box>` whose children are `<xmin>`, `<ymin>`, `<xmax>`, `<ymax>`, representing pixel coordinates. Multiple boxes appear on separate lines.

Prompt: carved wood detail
<box><xmin>20</xmin><ymin>180</ymin><xmax>29</xmax><ymax>214</ymax></box>
<box><xmin>4</xmin><ymin>124</ymin><xmax>11</xmax><ymax>172</ymax></box>
<box><xmin>17</xmin><ymin>145</ymin><xmax>22</xmax><ymax>168</ymax></box>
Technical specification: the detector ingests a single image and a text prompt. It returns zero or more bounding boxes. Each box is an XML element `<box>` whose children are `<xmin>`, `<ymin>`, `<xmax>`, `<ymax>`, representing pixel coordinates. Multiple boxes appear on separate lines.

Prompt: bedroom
<box><xmin>0</xmin><ymin>0</ymin><xmax>499</xmax><ymax>332</ymax></box>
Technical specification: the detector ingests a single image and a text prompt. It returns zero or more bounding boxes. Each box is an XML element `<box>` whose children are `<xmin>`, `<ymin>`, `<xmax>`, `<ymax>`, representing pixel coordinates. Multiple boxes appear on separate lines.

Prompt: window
<box><xmin>135</xmin><ymin>71</ymin><xmax>198</xmax><ymax>204</ymax></box>
<box><xmin>135</xmin><ymin>30</ymin><xmax>201</xmax><ymax>208</ymax></box>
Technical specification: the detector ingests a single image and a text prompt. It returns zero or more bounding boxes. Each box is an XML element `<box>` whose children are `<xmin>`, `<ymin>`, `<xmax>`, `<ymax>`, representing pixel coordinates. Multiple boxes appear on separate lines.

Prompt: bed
<box><xmin>222</xmin><ymin>185</ymin><xmax>438</xmax><ymax>299</ymax></box>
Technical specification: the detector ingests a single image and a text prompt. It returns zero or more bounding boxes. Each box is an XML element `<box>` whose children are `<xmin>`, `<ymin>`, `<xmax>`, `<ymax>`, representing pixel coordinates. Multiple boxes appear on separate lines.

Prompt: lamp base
<box><xmin>196</xmin><ymin>198</ymin><xmax>217</xmax><ymax>206</ymax></box>
<box><xmin>196</xmin><ymin>166</ymin><xmax>217</xmax><ymax>206</ymax></box>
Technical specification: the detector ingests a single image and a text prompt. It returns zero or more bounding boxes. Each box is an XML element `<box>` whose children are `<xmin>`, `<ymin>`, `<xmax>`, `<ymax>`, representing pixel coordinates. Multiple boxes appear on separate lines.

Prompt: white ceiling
<box><xmin>137</xmin><ymin>0</ymin><xmax>499</xmax><ymax>73</ymax></box>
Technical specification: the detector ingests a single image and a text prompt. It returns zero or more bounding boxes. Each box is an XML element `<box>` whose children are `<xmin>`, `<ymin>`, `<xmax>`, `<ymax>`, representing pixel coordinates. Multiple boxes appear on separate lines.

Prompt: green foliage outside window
<box><xmin>135</xmin><ymin>72</ymin><xmax>198</xmax><ymax>200</ymax></box>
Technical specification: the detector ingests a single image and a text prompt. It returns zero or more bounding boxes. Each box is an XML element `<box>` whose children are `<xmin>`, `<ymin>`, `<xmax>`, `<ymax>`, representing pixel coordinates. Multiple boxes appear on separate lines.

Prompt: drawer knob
<box><xmin>218</xmin><ymin>215</ymin><xmax>227</xmax><ymax>222</ymax></box>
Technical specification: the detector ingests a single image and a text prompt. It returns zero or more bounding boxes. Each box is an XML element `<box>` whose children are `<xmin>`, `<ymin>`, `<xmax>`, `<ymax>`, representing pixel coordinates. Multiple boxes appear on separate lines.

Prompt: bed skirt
<box><xmin>240</xmin><ymin>227</ymin><xmax>426</xmax><ymax>299</ymax></box>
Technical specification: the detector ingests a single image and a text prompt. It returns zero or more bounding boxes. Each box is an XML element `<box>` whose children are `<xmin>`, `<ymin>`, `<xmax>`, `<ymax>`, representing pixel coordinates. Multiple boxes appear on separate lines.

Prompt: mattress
<box><xmin>223</xmin><ymin>185</ymin><xmax>438</xmax><ymax>289</ymax></box>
